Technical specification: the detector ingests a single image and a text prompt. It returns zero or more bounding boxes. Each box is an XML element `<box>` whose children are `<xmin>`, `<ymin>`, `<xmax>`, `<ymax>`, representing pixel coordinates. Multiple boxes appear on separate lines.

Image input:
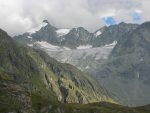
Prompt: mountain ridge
<box><xmin>1</xmin><ymin>20</ymin><xmax>150</xmax><ymax>112</ymax></box>
<box><xmin>0</xmin><ymin>28</ymin><xmax>117</xmax><ymax>112</ymax></box>
<box><xmin>13</xmin><ymin>20</ymin><xmax>139</xmax><ymax>74</ymax></box>
<box><xmin>14</xmin><ymin>20</ymin><xmax>150</xmax><ymax>106</ymax></box>
<box><xmin>14</xmin><ymin>20</ymin><xmax>139</xmax><ymax>49</ymax></box>
<box><xmin>94</xmin><ymin>21</ymin><xmax>150</xmax><ymax>106</ymax></box>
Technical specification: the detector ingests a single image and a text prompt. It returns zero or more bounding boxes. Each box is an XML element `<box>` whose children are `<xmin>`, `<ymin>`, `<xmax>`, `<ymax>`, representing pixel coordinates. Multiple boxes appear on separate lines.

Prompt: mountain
<box><xmin>14</xmin><ymin>20</ymin><xmax>94</xmax><ymax>49</ymax></box>
<box><xmin>14</xmin><ymin>20</ymin><xmax>138</xmax><ymax>73</ymax></box>
<box><xmin>60</xmin><ymin>27</ymin><xmax>93</xmax><ymax>49</ymax></box>
<box><xmin>1</xmin><ymin>22</ymin><xmax>150</xmax><ymax>113</ymax></box>
<box><xmin>14</xmin><ymin>20</ymin><xmax>150</xmax><ymax>106</ymax></box>
<box><xmin>0</xmin><ymin>28</ymin><xmax>117</xmax><ymax>112</ymax></box>
<box><xmin>14</xmin><ymin>20</ymin><xmax>138</xmax><ymax>49</ymax></box>
<box><xmin>92</xmin><ymin>22</ymin><xmax>139</xmax><ymax>47</ymax></box>
<box><xmin>94</xmin><ymin>22</ymin><xmax>150</xmax><ymax>106</ymax></box>
<box><xmin>0</xmin><ymin>28</ymin><xmax>57</xmax><ymax>113</ymax></box>
<box><xmin>14</xmin><ymin>20</ymin><xmax>58</xmax><ymax>45</ymax></box>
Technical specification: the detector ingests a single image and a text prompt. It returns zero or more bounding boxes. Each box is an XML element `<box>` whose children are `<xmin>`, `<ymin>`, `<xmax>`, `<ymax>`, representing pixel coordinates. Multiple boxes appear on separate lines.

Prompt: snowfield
<box><xmin>56</xmin><ymin>29</ymin><xmax>71</xmax><ymax>37</ymax></box>
<box><xmin>34</xmin><ymin>41</ymin><xmax>70</xmax><ymax>51</ymax></box>
<box><xmin>33</xmin><ymin>41</ymin><xmax>117</xmax><ymax>71</ymax></box>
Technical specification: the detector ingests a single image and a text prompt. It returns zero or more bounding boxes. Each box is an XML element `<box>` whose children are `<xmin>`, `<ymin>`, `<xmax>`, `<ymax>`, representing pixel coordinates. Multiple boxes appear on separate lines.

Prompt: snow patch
<box><xmin>77</xmin><ymin>45</ymin><xmax>92</xmax><ymax>50</ymax></box>
<box><xmin>56</xmin><ymin>29</ymin><xmax>70</xmax><ymax>37</ymax></box>
<box><xmin>27</xmin><ymin>36</ymin><xmax>32</xmax><ymax>39</ymax></box>
<box><xmin>27</xmin><ymin>44</ymin><xmax>33</xmax><ymax>47</ymax></box>
<box><xmin>34</xmin><ymin>41</ymin><xmax>70</xmax><ymax>51</ymax></box>
<box><xmin>85</xmin><ymin>66</ymin><xmax>90</xmax><ymax>69</ymax></box>
<box><xmin>95</xmin><ymin>31</ymin><xmax>102</xmax><ymax>37</ymax></box>
<box><xmin>104</xmin><ymin>41</ymin><xmax>117</xmax><ymax>48</ymax></box>
<box><xmin>28</xmin><ymin>22</ymin><xmax>48</xmax><ymax>34</ymax></box>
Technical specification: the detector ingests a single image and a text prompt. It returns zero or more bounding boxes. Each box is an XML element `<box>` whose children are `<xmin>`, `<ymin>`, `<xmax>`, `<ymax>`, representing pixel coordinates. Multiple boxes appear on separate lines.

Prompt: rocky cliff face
<box><xmin>60</xmin><ymin>27</ymin><xmax>93</xmax><ymax>49</ymax></box>
<box><xmin>94</xmin><ymin>22</ymin><xmax>150</xmax><ymax>106</ymax></box>
<box><xmin>14</xmin><ymin>20</ymin><xmax>138</xmax><ymax>49</ymax></box>
<box><xmin>14</xmin><ymin>20</ymin><xmax>58</xmax><ymax>46</ymax></box>
<box><xmin>92</xmin><ymin>22</ymin><xmax>139</xmax><ymax>47</ymax></box>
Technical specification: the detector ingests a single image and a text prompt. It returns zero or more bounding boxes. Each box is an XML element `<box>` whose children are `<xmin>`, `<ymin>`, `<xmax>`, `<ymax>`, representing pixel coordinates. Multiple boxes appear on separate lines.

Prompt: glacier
<box><xmin>33</xmin><ymin>41</ymin><xmax>117</xmax><ymax>71</ymax></box>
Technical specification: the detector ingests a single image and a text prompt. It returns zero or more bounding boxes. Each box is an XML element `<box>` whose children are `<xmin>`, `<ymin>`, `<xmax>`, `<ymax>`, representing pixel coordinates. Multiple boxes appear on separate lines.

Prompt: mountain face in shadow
<box><xmin>95</xmin><ymin>22</ymin><xmax>150</xmax><ymax>106</ymax></box>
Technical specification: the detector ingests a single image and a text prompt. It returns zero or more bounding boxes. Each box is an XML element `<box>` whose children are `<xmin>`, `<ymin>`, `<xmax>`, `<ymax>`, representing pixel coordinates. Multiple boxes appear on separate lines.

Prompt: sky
<box><xmin>0</xmin><ymin>0</ymin><xmax>150</xmax><ymax>36</ymax></box>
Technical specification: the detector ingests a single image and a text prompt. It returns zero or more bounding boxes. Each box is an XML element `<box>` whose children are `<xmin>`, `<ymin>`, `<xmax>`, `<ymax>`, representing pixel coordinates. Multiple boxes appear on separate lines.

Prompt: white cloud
<box><xmin>0</xmin><ymin>0</ymin><xmax>149</xmax><ymax>36</ymax></box>
<box><xmin>135</xmin><ymin>9</ymin><xmax>142</xmax><ymax>14</ymax></box>
<box><xmin>99</xmin><ymin>9</ymin><xmax>116</xmax><ymax>18</ymax></box>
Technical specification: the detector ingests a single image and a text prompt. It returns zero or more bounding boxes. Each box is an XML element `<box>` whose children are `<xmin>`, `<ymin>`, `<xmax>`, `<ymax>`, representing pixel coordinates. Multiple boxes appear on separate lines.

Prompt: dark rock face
<box><xmin>111</xmin><ymin>21</ymin><xmax>150</xmax><ymax>82</ymax></box>
<box><xmin>31</xmin><ymin>24</ymin><xmax>58</xmax><ymax>44</ymax></box>
<box><xmin>14</xmin><ymin>20</ymin><xmax>94</xmax><ymax>49</ymax></box>
<box><xmin>61</xmin><ymin>27</ymin><xmax>93</xmax><ymax>49</ymax></box>
<box><xmin>60</xmin><ymin>85</ymin><xmax>69</xmax><ymax>103</ymax></box>
<box><xmin>95</xmin><ymin>22</ymin><xmax>150</xmax><ymax>106</ymax></box>
<box><xmin>92</xmin><ymin>22</ymin><xmax>139</xmax><ymax>47</ymax></box>
<box><xmin>14</xmin><ymin>20</ymin><xmax>58</xmax><ymax>46</ymax></box>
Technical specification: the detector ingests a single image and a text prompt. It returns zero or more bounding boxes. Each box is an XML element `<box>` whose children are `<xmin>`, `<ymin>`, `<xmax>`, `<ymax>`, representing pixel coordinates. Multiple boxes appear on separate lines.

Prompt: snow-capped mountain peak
<box><xmin>27</xmin><ymin>21</ymin><xmax>48</xmax><ymax>35</ymax></box>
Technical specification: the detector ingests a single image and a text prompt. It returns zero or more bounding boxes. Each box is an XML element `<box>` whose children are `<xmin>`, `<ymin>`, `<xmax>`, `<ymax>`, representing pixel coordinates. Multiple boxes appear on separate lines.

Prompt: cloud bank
<box><xmin>0</xmin><ymin>0</ymin><xmax>149</xmax><ymax>36</ymax></box>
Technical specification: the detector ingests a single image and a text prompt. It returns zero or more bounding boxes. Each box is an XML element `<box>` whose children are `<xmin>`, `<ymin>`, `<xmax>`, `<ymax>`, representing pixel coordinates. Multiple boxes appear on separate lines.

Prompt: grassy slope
<box><xmin>1</xmin><ymin>79</ymin><xmax>149</xmax><ymax>113</ymax></box>
<box><xmin>30</xmin><ymin>51</ymin><xmax>113</xmax><ymax>103</ymax></box>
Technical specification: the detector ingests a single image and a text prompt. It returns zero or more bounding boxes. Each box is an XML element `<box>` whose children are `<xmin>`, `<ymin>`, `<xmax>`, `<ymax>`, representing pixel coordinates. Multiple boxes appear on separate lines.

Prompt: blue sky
<box><xmin>103</xmin><ymin>12</ymin><xmax>142</xmax><ymax>25</ymax></box>
<box><xmin>132</xmin><ymin>12</ymin><xmax>142</xmax><ymax>22</ymax></box>
<box><xmin>103</xmin><ymin>17</ymin><xmax>116</xmax><ymax>25</ymax></box>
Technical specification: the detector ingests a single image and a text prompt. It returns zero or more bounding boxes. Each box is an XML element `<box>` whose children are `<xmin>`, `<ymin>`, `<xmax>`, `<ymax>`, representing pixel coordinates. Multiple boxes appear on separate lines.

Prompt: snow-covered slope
<box><xmin>56</xmin><ymin>29</ymin><xmax>71</xmax><ymax>37</ymax></box>
<box><xmin>33</xmin><ymin>41</ymin><xmax>117</xmax><ymax>71</ymax></box>
<box><xmin>34</xmin><ymin>41</ymin><xmax>70</xmax><ymax>51</ymax></box>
